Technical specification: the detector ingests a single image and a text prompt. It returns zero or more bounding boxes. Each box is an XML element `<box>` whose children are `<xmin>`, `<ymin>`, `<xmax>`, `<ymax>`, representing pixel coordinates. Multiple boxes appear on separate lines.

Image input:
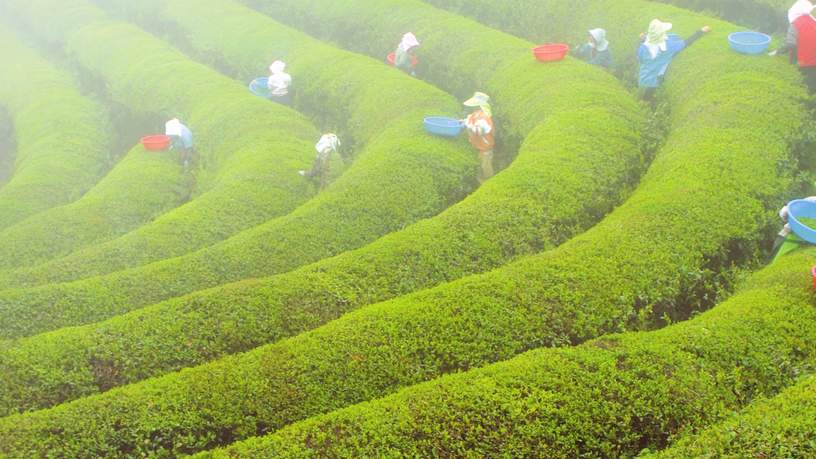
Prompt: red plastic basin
<box><xmin>387</xmin><ymin>52</ymin><xmax>419</xmax><ymax>68</ymax></box>
<box><xmin>141</xmin><ymin>135</ymin><xmax>171</xmax><ymax>151</ymax></box>
<box><xmin>533</xmin><ymin>44</ymin><xmax>569</xmax><ymax>62</ymax></box>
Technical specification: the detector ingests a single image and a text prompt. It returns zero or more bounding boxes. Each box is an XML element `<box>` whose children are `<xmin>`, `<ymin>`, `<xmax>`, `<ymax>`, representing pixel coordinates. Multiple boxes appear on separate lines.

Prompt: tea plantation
<box><xmin>0</xmin><ymin>0</ymin><xmax>813</xmax><ymax>457</ymax></box>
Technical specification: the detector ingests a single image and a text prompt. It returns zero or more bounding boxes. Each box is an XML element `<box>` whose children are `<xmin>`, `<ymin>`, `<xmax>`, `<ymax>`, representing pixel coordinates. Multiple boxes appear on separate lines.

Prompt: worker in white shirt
<box><xmin>267</xmin><ymin>60</ymin><xmax>293</xmax><ymax>105</ymax></box>
<box><xmin>165</xmin><ymin>118</ymin><xmax>195</xmax><ymax>170</ymax></box>
<box><xmin>299</xmin><ymin>133</ymin><xmax>340</xmax><ymax>189</ymax></box>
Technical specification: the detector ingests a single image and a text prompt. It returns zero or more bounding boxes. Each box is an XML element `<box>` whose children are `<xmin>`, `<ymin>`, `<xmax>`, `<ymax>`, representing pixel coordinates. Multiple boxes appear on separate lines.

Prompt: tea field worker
<box><xmin>267</xmin><ymin>60</ymin><xmax>293</xmax><ymax>105</ymax></box>
<box><xmin>637</xmin><ymin>19</ymin><xmax>711</xmax><ymax>104</ymax></box>
<box><xmin>461</xmin><ymin>91</ymin><xmax>495</xmax><ymax>184</ymax></box>
<box><xmin>165</xmin><ymin>118</ymin><xmax>195</xmax><ymax>170</ymax></box>
<box><xmin>772</xmin><ymin>196</ymin><xmax>816</xmax><ymax>261</ymax></box>
<box><xmin>574</xmin><ymin>28</ymin><xmax>613</xmax><ymax>68</ymax></box>
<box><xmin>299</xmin><ymin>133</ymin><xmax>340</xmax><ymax>189</ymax></box>
<box><xmin>769</xmin><ymin>0</ymin><xmax>816</xmax><ymax>93</ymax></box>
<box><xmin>394</xmin><ymin>32</ymin><xmax>420</xmax><ymax>76</ymax></box>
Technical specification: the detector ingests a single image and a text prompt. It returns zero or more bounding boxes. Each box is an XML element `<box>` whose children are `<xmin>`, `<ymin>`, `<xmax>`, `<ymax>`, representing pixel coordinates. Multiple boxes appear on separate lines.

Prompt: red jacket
<box><xmin>794</xmin><ymin>15</ymin><xmax>816</xmax><ymax>67</ymax></box>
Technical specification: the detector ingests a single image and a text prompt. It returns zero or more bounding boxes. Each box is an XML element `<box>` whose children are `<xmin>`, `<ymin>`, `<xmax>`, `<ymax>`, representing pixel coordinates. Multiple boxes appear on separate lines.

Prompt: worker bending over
<box><xmin>299</xmin><ymin>133</ymin><xmax>340</xmax><ymax>190</ymax></box>
<box><xmin>394</xmin><ymin>32</ymin><xmax>420</xmax><ymax>76</ymax></box>
<box><xmin>165</xmin><ymin>118</ymin><xmax>194</xmax><ymax>170</ymax></box>
<box><xmin>638</xmin><ymin>19</ymin><xmax>711</xmax><ymax>104</ymax></box>
<box><xmin>462</xmin><ymin>92</ymin><xmax>495</xmax><ymax>184</ymax></box>
<box><xmin>267</xmin><ymin>60</ymin><xmax>293</xmax><ymax>105</ymax></box>
<box><xmin>575</xmin><ymin>28</ymin><xmax>613</xmax><ymax>68</ymax></box>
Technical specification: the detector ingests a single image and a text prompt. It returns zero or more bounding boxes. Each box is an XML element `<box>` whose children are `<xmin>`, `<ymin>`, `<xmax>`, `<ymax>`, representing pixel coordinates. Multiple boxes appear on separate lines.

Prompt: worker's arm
<box><xmin>683</xmin><ymin>26</ymin><xmax>711</xmax><ymax>49</ymax></box>
<box><xmin>473</xmin><ymin>119</ymin><xmax>492</xmax><ymax>136</ymax></box>
<box><xmin>774</xmin><ymin>25</ymin><xmax>798</xmax><ymax>56</ymax></box>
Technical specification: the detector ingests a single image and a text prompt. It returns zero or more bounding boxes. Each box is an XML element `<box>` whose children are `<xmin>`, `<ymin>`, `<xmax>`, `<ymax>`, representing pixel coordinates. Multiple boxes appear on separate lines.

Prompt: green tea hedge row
<box><xmin>0</xmin><ymin>19</ymin><xmax>187</xmax><ymax>269</ymax></box>
<box><xmin>0</xmin><ymin>143</ymin><xmax>187</xmax><ymax>270</ymax></box>
<box><xmin>0</xmin><ymin>24</ymin><xmax>110</xmax><ymax>231</ymax></box>
<box><xmin>196</xmin><ymin>249</ymin><xmax>816</xmax><ymax>458</ymax></box>
<box><xmin>0</xmin><ymin>2</ymin><xmax>806</xmax><ymax>457</ymax></box>
<box><xmin>0</xmin><ymin>109</ymin><xmax>644</xmax><ymax>416</ymax></box>
<box><xmin>0</xmin><ymin>0</ymin><xmax>476</xmax><ymax>339</ymax></box>
<box><xmin>651</xmin><ymin>0</ymin><xmax>787</xmax><ymax>33</ymax></box>
<box><xmin>654</xmin><ymin>373</ymin><xmax>816</xmax><ymax>458</ymax></box>
<box><xmin>0</xmin><ymin>0</ymin><xmax>320</xmax><ymax>287</ymax></box>
<box><xmin>0</xmin><ymin>0</ymin><xmax>645</xmax><ymax>416</ymax></box>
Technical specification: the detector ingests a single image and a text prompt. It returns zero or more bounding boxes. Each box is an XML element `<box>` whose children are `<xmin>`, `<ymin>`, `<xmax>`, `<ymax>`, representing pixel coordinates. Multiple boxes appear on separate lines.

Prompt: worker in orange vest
<box><xmin>462</xmin><ymin>92</ymin><xmax>495</xmax><ymax>183</ymax></box>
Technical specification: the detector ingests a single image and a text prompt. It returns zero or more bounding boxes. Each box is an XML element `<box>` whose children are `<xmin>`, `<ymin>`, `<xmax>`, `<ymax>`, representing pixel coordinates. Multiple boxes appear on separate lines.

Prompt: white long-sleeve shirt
<box><xmin>267</xmin><ymin>72</ymin><xmax>292</xmax><ymax>96</ymax></box>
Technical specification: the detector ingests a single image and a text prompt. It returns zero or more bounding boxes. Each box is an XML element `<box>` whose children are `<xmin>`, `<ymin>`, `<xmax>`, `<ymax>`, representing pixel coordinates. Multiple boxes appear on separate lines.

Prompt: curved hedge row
<box><xmin>651</xmin><ymin>0</ymin><xmax>787</xmax><ymax>33</ymax></box>
<box><xmin>0</xmin><ymin>24</ymin><xmax>110</xmax><ymax>231</ymax></box>
<box><xmin>0</xmin><ymin>109</ymin><xmax>643</xmax><ymax>416</ymax></box>
<box><xmin>0</xmin><ymin>143</ymin><xmax>186</xmax><ymax>270</ymax></box>
<box><xmin>0</xmin><ymin>0</ymin><xmax>320</xmax><ymax>288</ymax></box>
<box><xmin>0</xmin><ymin>0</ymin><xmax>645</xmax><ymax>415</ymax></box>
<box><xmin>0</xmin><ymin>0</ymin><xmax>476</xmax><ymax>339</ymax></box>
<box><xmin>194</xmin><ymin>249</ymin><xmax>816</xmax><ymax>458</ymax></box>
<box><xmin>0</xmin><ymin>1</ymin><xmax>806</xmax><ymax>456</ymax></box>
<box><xmin>654</xmin><ymin>373</ymin><xmax>816</xmax><ymax>458</ymax></box>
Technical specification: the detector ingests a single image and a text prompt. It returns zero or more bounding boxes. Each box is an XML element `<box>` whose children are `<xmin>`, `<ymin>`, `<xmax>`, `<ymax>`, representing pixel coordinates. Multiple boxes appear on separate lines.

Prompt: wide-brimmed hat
<box><xmin>646</xmin><ymin>19</ymin><xmax>673</xmax><ymax>45</ymax></box>
<box><xmin>399</xmin><ymin>32</ymin><xmax>420</xmax><ymax>51</ymax></box>
<box><xmin>789</xmin><ymin>0</ymin><xmax>815</xmax><ymax>23</ymax></box>
<box><xmin>463</xmin><ymin>92</ymin><xmax>490</xmax><ymax>108</ymax></box>
<box><xmin>269</xmin><ymin>60</ymin><xmax>286</xmax><ymax>74</ymax></box>
<box><xmin>589</xmin><ymin>28</ymin><xmax>609</xmax><ymax>52</ymax></box>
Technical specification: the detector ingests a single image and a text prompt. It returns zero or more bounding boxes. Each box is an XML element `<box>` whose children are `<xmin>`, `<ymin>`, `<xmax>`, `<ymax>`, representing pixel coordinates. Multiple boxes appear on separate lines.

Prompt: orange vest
<box><xmin>466</xmin><ymin>110</ymin><xmax>495</xmax><ymax>152</ymax></box>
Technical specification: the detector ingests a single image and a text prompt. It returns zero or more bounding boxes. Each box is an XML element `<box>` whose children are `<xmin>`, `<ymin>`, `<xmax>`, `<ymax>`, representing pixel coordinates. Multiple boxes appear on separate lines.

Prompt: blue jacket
<box><xmin>637</xmin><ymin>39</ymin><xmax>685</xmax><ymax>88</ymax></box>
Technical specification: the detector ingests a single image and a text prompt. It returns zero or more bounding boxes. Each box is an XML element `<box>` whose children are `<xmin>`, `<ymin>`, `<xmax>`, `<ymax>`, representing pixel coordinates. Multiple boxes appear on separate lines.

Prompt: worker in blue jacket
<box><xmin>638</xmin><ymin>19</ymin><xmax>711</xmax><ymax>103</ymax></box>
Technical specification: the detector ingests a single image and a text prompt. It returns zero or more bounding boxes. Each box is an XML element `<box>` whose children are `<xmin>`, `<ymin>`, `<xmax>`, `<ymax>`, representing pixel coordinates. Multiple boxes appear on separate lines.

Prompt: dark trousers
<box><xmin>303</xmin><ymin>158</ymin><xmax>329</xmax><ymax>189</ymax></box>
<box><xmin>801</xmin><ymin>66</ymin><xmax>816</xmax><ymax>94</ymax></box>
<box><xmin>270</xmin><ymin>92</ymin><xmax>292</xmax><ymax>106</ymax></box>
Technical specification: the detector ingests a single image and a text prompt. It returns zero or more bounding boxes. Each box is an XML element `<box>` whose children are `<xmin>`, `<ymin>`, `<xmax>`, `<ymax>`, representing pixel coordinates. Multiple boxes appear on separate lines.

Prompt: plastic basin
<box><xmin>387</xmin><ymin>52</ymin><xmax>419</xmax><ymax>68</ymax></box>
<box><xmin>533</xmin><ymin>44</ymin><xmax>569</xmax><ymax>62</ymax></box>
<box><xmin>424</xmin><ymin>117</ymin><xmax>463</xmax><ymax>137</ymax></box>
<box><xmin>249</xmin><ymin>77</ymin><xmax>272</xmax><ymax>98</ymax></box>
<box><xmin>787</xmin><ymin>199</ymin><xmax>816</xmax><ymax>244</ymax></box>
<box><xmin>728</xmin><ymin>31</ymin><xmax>771</xmax><ymax>55</ymax></box>
<box><xmin>141</xmin><ymin>135</ymin><xmax>171</xmax><ymax>151</ymax></box>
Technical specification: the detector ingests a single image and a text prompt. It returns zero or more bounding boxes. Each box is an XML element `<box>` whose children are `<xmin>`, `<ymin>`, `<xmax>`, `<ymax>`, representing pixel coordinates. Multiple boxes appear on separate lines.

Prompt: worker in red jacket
<box><xmin>772</xmin><ymin>0</ymin><xmax>816</xmax><ymax>92</ymax></box>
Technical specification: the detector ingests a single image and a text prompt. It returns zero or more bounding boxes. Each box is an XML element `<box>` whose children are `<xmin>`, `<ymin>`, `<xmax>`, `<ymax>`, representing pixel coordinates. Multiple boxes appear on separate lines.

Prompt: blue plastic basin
<box><xmin>249</xmin><ymin>77</ymin><xmax>272</xmax><ymax>98</ymax></box>
<box><xmin>788</xmin><ymin>199</ymin><xmax>816</xmax><ymax>244</ymax></box>
<box><xmin>728</xmin><ymin>31</ymin><xmax>771</xmax><ymax>55</ymax></box>
<box><xmin>424</xmin><ymin>117</ymin><xmax>463</xmax><ymax>137</ymax></box>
